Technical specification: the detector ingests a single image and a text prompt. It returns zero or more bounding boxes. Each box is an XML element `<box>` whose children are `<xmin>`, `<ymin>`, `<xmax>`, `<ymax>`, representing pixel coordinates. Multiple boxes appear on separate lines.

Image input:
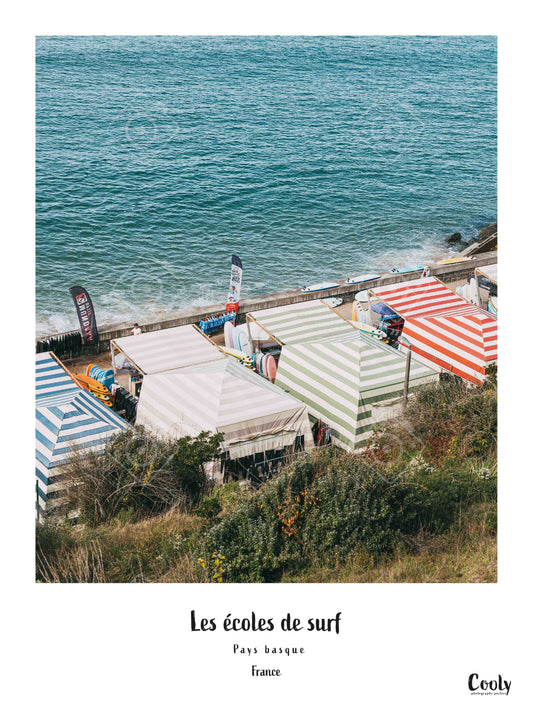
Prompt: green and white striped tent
<box><xmin>250</xmin><ymin>299</ymin><xmax>355</xmax><ymax>345</ymax></box>
<box><xmin>275</xmin><ymin>331</ymin><xmax>439</xmax><ymax>450</ymax></box>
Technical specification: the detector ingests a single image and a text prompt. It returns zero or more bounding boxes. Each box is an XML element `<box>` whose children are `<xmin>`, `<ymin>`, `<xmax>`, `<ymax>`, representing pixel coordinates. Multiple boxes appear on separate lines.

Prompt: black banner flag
<box><xmin>69</xmin><ymin>286</ymin><xmax>99</xmax><ymax>345</ymax></box>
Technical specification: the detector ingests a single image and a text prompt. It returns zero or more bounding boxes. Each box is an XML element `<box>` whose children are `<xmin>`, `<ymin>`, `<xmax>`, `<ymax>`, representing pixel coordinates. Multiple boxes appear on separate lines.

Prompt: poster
<box><xmin>4</xmin><ymin>3</ymin><xmax>532</xmax><ymax>710</ymax></box>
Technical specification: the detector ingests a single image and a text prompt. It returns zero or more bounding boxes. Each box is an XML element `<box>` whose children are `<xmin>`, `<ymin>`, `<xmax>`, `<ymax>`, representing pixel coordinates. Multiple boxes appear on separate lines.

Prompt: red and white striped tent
<box><xmin>370</xmin><ymin>276</ymin><xmax>467</xmax><ymax>319</ymax></box>
<box><xmin>401</xmin><ymin>305</ymin><xmax>497</xmax><ymax>385</ymax></box>
<box><xmin>370</xmin><ymin>277</ymin><xmax>497</xmax><ymax>385</ymax></box>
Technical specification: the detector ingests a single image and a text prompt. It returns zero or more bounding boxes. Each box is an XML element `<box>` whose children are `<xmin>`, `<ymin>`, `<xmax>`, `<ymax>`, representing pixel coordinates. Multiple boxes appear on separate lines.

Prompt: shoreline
<box><xmin>35</xmin><ymin>225</ymin><xmax>496</xmax><ymax>341</ymax></box>
<box><xmin>38</xmin><ymin>250</ymin><xmax>497</xmax><ymax>362</ymax></box>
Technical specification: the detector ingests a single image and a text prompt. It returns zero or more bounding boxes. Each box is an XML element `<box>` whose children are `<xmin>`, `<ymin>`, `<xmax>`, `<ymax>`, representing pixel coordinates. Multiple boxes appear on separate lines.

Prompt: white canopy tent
<box><xmin>135</xmin><ymin>358</ymin><xmax>313</xmax><ymax>478</ymax></box>
<box><xmin>110</xmin><ymin>324</ymin><xmax>225</xmax><ymax>377</ymax></box>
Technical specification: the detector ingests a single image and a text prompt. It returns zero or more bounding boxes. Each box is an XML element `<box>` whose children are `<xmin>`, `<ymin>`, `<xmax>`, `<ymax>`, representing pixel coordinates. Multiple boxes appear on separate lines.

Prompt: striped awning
<box><xmin>35</xmin><ymin>353</ymin><xmax>130</xmax><ymax>514</ymax></box>
<box><xmin>401</xmin><ymin>305</ymin><xmax>497</xmax><ymax>385</ymax></box>
<box><xmin>250</xmin><ymin>299</ymin><xmax>355</xmax><ymax>344</ymax></box>
<box><xmin>112</xmin><ymin>324</ymin><xmax>225</xmax><ymax>375</ymax></box>
<box><xmin>274</xmin><ymin>331</ymin><xmax>438</xmax><ymax>450</ymax></box>
<box><xmin>36</xmin><ymin>351</ymin><xmax>80</xmax><ymax>405</ymax></box>
<box><xmin>135</xmin><ymin>358</ymin><xmax>313</xmax><ymax>458</ymax></box>
<box><xmin>370</xmin><ymin>277</ymin><xmax>467</xmax><ymax>319</ymax></box>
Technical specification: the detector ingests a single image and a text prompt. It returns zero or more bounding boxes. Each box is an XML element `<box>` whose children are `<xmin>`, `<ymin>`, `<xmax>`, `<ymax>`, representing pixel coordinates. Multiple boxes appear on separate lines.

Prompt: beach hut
<box><xmin>274</xmin><ymin>331</ymin><xmax>439</xmax><ymax>450</ymax></box>
<box><xmin>249</xmin><ymin>299</ymin><xmax>356</xmax><ymax>345</ymax></box>
<box><xmin>35</xmin><ymin>353</ymin><xmax>130</xmax><ymax>516</ymax></box>
<box><xmin>369</xmin><ymin>276</ymin><xmax>497</xmax><ymax>385</ymax></box>
<box><xmin>369</xmin><ymin>276</ymin><xmax>468</xmax><ymax>319</ymax></box>
<box><xmin>135</xmin><ymin>358</ymin><xmax>313</xmax><ymax>480</ymax></box>
<box><xmin>110</xmin><ymin>324</ymin><xmax>225</xmax><ymax>377</ymax></box>
<box><xmin>400</xmin><ymin>305</ymin><xmax>497</xmax><ymax>385</ymax></box>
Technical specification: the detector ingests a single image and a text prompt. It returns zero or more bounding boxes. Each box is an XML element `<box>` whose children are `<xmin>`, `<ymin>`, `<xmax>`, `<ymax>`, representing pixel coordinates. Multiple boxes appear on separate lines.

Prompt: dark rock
<box><xmin>476</xmin><ymin>222</ymin><xmax>497</xmax><ymax>242</ymax></box>
<box><xmin>446</xmin><ymin>232</ymin><xmax>465</xmax><ymax>245</ymax></box>
<box><xmin>464</xmin><ymin>222</ymin><xmax>497</xmax><ymax>248</ymax></box>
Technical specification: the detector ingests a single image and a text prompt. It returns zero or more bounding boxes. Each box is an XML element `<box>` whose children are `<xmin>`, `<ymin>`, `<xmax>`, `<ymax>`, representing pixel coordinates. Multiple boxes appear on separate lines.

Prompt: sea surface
<box><xmin>36</xmin><ymin>36</ymin><xmax>497</xmax><ymax>336</ymax></box>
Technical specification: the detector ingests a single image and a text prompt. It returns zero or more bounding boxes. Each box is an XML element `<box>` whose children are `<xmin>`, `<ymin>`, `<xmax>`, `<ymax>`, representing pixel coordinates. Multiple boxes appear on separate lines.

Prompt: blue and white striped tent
<box><xmin>35</xmin><ymin>353</ymin><xmax>130</xmax><ymax>516</ymax></box>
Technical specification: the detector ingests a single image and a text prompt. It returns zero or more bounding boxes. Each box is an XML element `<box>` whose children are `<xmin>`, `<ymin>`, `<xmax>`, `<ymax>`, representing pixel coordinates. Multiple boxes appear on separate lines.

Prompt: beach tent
<box><xmin>370</xmin><ymin>276</ymin><xmax>468</xmax><ymax>319</ymax></box>
<box><xmin>249</xmin><ymin>299</ymin><xmax>355</xmax><ymax>345</ymax></box>
<box><xmin>135</xmin><ymin>358</ymin><xmax>313</xmax><ymax>469</ymax></box>
<box><xmin>36</xmin><ymin>350</ymin><xmax>81</xmax><ymax>405</ymax></box>
<box><xmin>35</xmin><ymin>353</ymin><xmax>130</xmax><ymax>515</ymax></box>
<box><xmin>400</xmin><ymin>304</ymin><xmax>497</xmax><ymax>385</ymax></box>
<box><xmin>369</xmin><ymin>276</ymin><xmax>497</xmax><ymax>384</ymax></box>
<box><xmin>274</xmin><ymin>331</ymin><xmax>439</xmax><ymax>450</ymax></box>
<box><xmin>110</xmin><ymin>324</ymin><xmax>225</xmax><ymax>376</ymax></box>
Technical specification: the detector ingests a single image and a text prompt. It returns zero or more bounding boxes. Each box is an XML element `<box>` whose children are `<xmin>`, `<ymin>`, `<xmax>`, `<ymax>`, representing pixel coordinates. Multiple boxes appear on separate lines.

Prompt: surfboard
<box><xmin>437</xmin><ymin>256</ymin><xmax>473</xmax><ymax>264</ymax></box>
<box><xmin>354</xmin><ymin>290</ymin><xmax>369</xmax><ymax>303</ymax></box>
<box><xmin>389</xmin><ymin>266</ymin><xmax>425</xmax><ymax>274</ymax></box>
<box><xmin>344</xmin><ymin>273</ymin><xmax>381</xmax><ymax>285</ymax></box>
<box><xmin>300</xmin><ymin>282</ymin><xmax>340</xmax><ymax>293</ymax></box>
<box><xmin>265</xmin><ymin>355</ymin><xmax>277</xmax><ymax>381</ymax></box>
<box><xmin>237</xmin><ymin>330</ymin><xmax>252</xmax><ymax>357</ymax></box>
<box><xmin>224</xmin><ymin>320</ymin><xmax>234</xmax><ymax>349</ymax></box>
<box><xmin>322</xmin><ymin>297</ymin><xmax>343</xmax><ymax>308</ymax></box>
<box><xmin>74</xmin><ymin>374</ymin><xmax>110</xmax><ymax>394</ymax></box>
<box><xmin>73</xmin><ymin>374</ymin><xmax>114</xmax><ymax>406</ymax></box>
<box><xmin>488</xmin><ymin>295</ymin><xmax>497</xmax><ymax>314</ymax></box>
<box><xmin>349</xmin><ymin>321</ymin><xmax>387</xmax><ymax>339</ymax></box>
<box><xmin>220</xmin><ymin>346</ymin><xmax>253</xmax><ymax>367</ymax></box>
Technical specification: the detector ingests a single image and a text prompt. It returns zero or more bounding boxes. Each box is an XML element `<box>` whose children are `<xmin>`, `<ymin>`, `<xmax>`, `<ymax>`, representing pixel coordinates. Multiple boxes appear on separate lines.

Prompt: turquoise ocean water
<box><xmin>36</xmin><ymin>36</ymin><xmax>497</xmax><ymax>336</ymax></box>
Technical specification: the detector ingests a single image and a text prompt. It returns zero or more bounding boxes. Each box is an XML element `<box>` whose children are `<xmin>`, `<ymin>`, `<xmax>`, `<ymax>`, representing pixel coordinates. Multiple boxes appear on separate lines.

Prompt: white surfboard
<box><xmin>237</xmin><ymin>330</ymin><xmax>252</xmax><ymax>357</ymax></box>
<box><xmin>301</xmin><ymin>282</ymin><xmax>340</xmax><ymax>293</ymax></box>
<box><xmin>344</xmin><ymin>273</ymin><xmax>381</xmax><ymax>285</ymax></box>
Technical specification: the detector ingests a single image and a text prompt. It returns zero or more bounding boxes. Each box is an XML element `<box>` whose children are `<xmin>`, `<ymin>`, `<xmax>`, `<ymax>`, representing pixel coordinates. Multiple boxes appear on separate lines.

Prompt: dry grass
<box><xmin>282</xmin><ymin>503</ymin><xmax>497</xmax><ymax>584</ymax></box>
<box><xmin>36</xmin><ymin>509</ymin><xmax>210</xmax><ymax>583</ymax></box>
<box><xmin>37</xmin><ymin>502</ymin><xmax>497</xmax><ymax>584</ymax></box>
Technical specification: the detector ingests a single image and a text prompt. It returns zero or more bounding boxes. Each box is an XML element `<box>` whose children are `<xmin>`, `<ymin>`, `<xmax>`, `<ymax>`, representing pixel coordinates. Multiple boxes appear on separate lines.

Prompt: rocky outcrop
<box><xmin>446</xmin><ymin>232</ymin><xmax>465</xmax><ymax>246</ymax></box>
<box><xmin>476</xmin><ymin>222</ymin><xmax>497</xmax><ymax>243</ymax></box>
<box><xmin>446</xmin><ymin>222</ymin><xmax>497</xmax><ymax>252</ymax></box>
<box><xmin>460</xmin><ymin>222</ymin><xmax>498</xmax><ymax>256</ymax></box>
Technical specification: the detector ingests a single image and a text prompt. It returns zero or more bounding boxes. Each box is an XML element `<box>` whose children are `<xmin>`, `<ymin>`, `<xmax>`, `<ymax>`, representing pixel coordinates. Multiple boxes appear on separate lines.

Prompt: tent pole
<box><xmin>36</xmin><ymin>481</ymin><xmax>40</xmax><ymax>524</ymax></box>
<box><xmin>111</xmin><ymin>342</ymin><xmax>117</xmax><ymax>382</ymax></box>
<box><xmin>403</xmin><ymin>345</ymin><xmax>412</xmax><ymax>410</ymax></box>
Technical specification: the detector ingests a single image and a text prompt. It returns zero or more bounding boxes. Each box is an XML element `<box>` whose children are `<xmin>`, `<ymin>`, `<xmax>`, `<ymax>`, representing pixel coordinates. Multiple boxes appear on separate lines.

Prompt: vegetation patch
<box><xmin>36</xmin><ymin>377</ymin><xmax>497</xmax><ymax>584</ymax></box>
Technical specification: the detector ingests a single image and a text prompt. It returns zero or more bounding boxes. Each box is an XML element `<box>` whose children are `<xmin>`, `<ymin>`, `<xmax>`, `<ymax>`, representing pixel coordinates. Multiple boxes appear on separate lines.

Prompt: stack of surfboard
<box><xmin>73</xmin><ymin>373</ymin><xmax>114</xmax><ymax>407</ymax></box>
<box><xmin>223</xmin><ymin>320</ymin><xmax>278</xmax><ymax>379</ymax></box>
<box><xmin>252</xmin><ymin>352</ymin><xmax>277</xmax><ymax>381</ymax></box>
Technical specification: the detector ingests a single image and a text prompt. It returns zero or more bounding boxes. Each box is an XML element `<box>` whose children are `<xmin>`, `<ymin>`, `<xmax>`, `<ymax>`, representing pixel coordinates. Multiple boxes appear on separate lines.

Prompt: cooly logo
<box><xmin>468</xmin><ymin>674</ymin><xmax>511</xmax><ymax>695</ymax></box>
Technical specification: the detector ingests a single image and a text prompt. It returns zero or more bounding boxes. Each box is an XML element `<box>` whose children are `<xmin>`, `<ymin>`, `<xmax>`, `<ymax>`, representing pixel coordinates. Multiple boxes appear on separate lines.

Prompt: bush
<box><xmin>197</xmin><ymin>439</ymin><xmax>497</xmax><ymax>582</ymax></box>
<box><xmin>199</xmin><ymin>451</ymin><xmax>430</xmax><ymax>582</ymax></box>
<box><xmin>61</xmin><ymin>428</ymin><xmax>223</xmax><ymax>526</ymax></box>
<box><xmin>370</xmin><ymin>376</ymin><xmax>497</xmax><ymax>464</ymax></box>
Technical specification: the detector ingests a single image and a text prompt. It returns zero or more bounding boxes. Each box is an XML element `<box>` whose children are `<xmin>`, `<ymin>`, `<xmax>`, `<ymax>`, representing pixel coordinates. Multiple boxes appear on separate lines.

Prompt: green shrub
<box><xmin>61</xmin><ymin>428</ymin><xmax>223</xmax><ymax>526</ymax></box>
<box><xmin>194</xmin><ymin>497</ymin><xmax>222</xmax><ymax>520</ymax></box>
<box><xmin>198</xmin><ymin>452</ymin><xmax>431</xmax><ymax>582</ymax></box>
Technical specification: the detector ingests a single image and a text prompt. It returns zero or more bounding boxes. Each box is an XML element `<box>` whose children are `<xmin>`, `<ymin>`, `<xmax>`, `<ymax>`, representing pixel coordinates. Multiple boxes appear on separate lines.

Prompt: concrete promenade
<box><xmin>38</xmin><ymin>251</ymin><xmax>497</xmax><ymax>354</ymax></box>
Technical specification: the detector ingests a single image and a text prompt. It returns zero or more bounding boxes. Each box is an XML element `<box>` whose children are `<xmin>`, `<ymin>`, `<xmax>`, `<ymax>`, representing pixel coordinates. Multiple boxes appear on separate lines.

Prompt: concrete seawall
<box><xmin>38</xmin><ymin>251</ymin><xmax>497</xmax><ymax>353</ymax></box>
